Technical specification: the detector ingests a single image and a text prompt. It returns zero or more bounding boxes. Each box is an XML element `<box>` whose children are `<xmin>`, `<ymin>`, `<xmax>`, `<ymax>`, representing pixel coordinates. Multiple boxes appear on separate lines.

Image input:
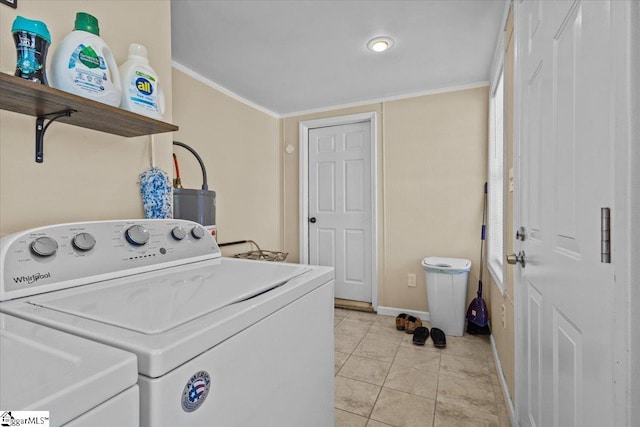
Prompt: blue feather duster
<box><xmin>139</xmin><ymin>166</ymin><xmax>172</xmax><ymax>219</ymax></box>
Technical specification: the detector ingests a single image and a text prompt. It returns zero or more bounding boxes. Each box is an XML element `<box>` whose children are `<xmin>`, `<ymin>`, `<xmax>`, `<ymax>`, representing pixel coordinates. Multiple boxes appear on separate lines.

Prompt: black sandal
<box><xmin>431</xmin><ymin>327</ymin><xmax>446</xmax><ymax>348</ymax></box>
<box><xmin>412</xmin><ymin>327</ymin><xmax>430</xmax><ymax>345</ymax></box>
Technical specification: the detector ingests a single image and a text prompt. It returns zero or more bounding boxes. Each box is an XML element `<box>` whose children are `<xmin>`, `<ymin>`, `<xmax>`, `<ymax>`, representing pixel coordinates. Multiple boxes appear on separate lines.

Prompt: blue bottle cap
<box><xmin>11</xmin><ymin>16</ymin><xmax>51</xmax><ymax>43</ymax></box>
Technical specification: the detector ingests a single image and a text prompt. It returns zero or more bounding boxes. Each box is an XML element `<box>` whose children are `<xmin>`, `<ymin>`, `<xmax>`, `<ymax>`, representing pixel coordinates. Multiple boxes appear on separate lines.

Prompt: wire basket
<box><xmin>218</xmin><ymin>240</ymin><xmax>288</xmax><ymax>262</ymax></box>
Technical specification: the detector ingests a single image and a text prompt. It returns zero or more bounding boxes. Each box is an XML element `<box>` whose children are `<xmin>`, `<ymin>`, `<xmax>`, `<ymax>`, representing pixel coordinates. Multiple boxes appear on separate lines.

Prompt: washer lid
<box><xmin>422</xmin><ymin>256</ymin><xmax>471</xmax><ymax>273</ymax></box>
<box><xmin>27</xmin><ymin>258</ymin><xmax>310</xmax><ymax>334</ymax></box>
<box><xmin>0</xmin><ymin>313</ymin><xmax>137</xmax><ymax>425</ymax></box>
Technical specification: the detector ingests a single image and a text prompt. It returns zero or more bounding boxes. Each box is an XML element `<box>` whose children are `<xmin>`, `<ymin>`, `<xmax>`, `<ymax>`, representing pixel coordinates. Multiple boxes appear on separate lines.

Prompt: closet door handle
<box><xmin>309</xmin><ymin>217</ymin><xmax>317</xmax><ymax>224</ymax></box>
<box><xmin>506</xmin><ymin>251</ymin><xmax>526</xmax><ymax>268</ymax></box>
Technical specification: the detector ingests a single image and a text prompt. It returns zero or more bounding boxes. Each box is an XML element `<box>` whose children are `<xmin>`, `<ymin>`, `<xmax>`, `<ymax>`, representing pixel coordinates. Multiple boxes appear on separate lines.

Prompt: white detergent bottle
<box><xmin>51</xmin><ymin>12</ymin><xmax>121</xmax><ymax>107</ymax></box>
<box><xmin>119</xmin><ymin>43</ymin><xmax>165</xmax><ymax>120</ymax></box>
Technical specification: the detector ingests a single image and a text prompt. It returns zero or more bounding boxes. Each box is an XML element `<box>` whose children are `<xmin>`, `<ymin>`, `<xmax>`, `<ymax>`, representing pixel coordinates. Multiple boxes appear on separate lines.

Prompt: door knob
<box><xmin>309</xmin><ymin>217</ymin><xmax>317</xmax><ymax>223</ymax></box>
<box><xmin>506</xmin><ymin>251</ymin><xmax>526</xmax><ymax>268</ymax></box>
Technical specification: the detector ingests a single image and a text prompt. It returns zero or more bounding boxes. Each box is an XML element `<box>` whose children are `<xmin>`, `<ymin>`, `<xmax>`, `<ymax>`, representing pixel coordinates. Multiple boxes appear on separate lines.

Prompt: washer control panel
<box><xmin>0</xmin><ymin>219</ymin><xmax>220</xmax><ymax>301</ymax></box>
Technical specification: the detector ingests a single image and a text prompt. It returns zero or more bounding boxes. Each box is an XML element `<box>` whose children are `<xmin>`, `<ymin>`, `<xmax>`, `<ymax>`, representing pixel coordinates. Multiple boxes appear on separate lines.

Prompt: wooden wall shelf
<box><xmin>0</xmin><ymin>73</ymin><xmax>178</xmax><ymax>162</ymax></box>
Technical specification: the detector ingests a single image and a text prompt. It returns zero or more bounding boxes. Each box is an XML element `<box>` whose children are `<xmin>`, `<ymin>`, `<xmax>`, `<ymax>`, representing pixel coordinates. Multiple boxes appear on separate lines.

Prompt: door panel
<box><xmin>526</xmin><ymin>62</ymin><xmax>543</xmax><ymax>240</ymax></box>
<box><xmin>344</xmin><ymin>229</ymin><xmax>365</xmax><ymax>284</ymax></box>
<box><xmin>344</xmin><ymin>130</ymin><xmax>364</xmax><ymax>152</ymax></box>
<box><xmin>308</xmin><ymin>122</ymin><xmax>372</xmax><ymax>302</ymax></box>
<box><xmin>553</xmin><ymin>307</ymin><xmax>582</xmax><ymax>427</ymax></box>
<box><xmin>317</xmin><ymin>135</ymin><xmax>335</xmax><ymax>153</ymax></box>
<box><xmin>516</xmin><ymin>1</ymin><xmax>615</xmax><ymax>426</ymax></box>
<box><xmin>553</xmin><ymin>3</ymin><xmax>581</xmax><ymax>257</ymax></box>
<box><xmin>317</xmin><ymin>229</ymin><xmax>335</xmax><ymax>268</ymax></box>
<box><xmin>345</xmin><ymin>160</ymin><xmax>364</xmax><ymax>212</ymax></box>
<box><xmin>317</xmin><ymin>162</ymin><xmax>335</xmax><ymax>212</ymax></box>
<box><xmin>527</xmin><ymin>282</ymin><xmax>542</xmax><ymax>427</ymax></box>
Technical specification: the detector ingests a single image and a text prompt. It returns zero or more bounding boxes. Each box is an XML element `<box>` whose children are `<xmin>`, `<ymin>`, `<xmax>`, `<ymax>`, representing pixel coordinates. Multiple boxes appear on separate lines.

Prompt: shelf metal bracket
<box><xmin>35</xmin><ymin>109</ymin><xmax>76</xmax><ymax>163</ymax></box>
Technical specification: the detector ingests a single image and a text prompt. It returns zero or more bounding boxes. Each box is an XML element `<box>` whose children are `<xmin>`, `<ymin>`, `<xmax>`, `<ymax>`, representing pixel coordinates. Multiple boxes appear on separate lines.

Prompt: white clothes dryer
<box><xmin>0</xmin><ymin>219</ymin><xmax>335</xmax><ymax>427</ymax></box>
<box><xmin>0</xmin><ymin>313</ymin><xmax>139</xmax><ymax>427</ymax></box>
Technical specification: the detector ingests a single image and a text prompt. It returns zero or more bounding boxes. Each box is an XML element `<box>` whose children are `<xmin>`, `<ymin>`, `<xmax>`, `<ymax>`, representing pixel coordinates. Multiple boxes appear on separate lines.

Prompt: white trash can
<box><xmin>422</xmin><ymin>256</ymin><xmax>472</xmax><ymax>337</ymax></box>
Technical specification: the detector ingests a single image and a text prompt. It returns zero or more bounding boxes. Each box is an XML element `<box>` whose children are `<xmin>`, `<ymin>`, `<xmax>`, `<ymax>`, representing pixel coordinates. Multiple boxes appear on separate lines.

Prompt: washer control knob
<box><xmin>171</xmin><ymin>227</ymin><xmax>187</xmax><ymax>241</ymax></box>
<box><xmin>30</xmin><ymin>236</ymin><xmax>58</xmax><ymax>257</ymax></box>
<box><xmin>125</xmin><ymin>225</ymin><xmax>150</xmax><ymax>246</ymax></box>
<box><xmin>191</xmin><ymin>226</ymin><xmax>205</xmax><ymax>239</ymax></box>
<box><xmin>72</xmin><ymin>232</ymin><xmax>96</xmax><ymax>251</ymax></box>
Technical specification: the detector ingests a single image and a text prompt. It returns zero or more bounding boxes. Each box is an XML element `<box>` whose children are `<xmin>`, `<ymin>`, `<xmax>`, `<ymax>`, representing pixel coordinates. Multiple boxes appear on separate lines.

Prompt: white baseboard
<box><xmin>489</xmin><ymin>333</ymin><xmax>517</xmax><ymax>426</ymax></box>
<box><xmin>375</xmin><ymin>306</ymin><xmax>429</xmax><ymax>322</ymax></box>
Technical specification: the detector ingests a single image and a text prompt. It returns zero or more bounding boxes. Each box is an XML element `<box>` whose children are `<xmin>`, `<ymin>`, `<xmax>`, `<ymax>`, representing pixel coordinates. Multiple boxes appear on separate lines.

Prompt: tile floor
<box><xmin>334</xmin><ymin>308</ymin><xmax>511</xmax><ymax>427</ymax></box>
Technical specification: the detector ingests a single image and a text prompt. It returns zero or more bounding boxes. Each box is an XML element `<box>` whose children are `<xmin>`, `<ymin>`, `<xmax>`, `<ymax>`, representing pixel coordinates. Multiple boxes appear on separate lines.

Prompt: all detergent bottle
<box><xmin>51</xmin><ymin>12</ymin><xmax>121</xmax><ymax>106</ymax></box>
<box><xmin>119</xmin><ymin>44</ymin><xmax>165</xmax><ymax>120</ymax></box>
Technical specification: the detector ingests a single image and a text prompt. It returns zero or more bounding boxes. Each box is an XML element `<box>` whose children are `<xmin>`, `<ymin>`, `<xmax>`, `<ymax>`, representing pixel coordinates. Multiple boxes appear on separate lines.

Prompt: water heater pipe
<box><xmin>172</xmin><ymin>141</ymin><xmax>209</xmax><ymax>190</ymax></box>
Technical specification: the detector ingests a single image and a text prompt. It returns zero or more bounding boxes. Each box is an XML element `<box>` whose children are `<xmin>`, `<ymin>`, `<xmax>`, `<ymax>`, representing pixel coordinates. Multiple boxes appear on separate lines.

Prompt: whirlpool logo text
<box><xmin>12</xmin><ymin>272</ymin><xmax>51</xmax><ymax>285</ymax></box>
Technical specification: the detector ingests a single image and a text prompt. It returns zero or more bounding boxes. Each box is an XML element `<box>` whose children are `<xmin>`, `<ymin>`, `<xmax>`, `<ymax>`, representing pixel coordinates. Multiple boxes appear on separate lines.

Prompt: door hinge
<box><xmin>601</xmin><ymin>207</ymin><xmax>611</xmax><ymax>263</ymax></box>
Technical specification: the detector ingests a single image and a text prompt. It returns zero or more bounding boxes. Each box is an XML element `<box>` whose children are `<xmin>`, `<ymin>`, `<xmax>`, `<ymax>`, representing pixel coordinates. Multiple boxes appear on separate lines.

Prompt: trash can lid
<box><xmin>422</xmin><ymin>257</ymin><xmax>471</xmax><ymax>273</ymax></box>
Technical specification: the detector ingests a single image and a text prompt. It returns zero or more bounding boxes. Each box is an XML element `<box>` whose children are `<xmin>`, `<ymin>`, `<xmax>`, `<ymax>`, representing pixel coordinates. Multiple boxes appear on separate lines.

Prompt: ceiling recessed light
<box><xmin>367</xmin><ymin>36</ymin><xmax>394</xmax><ymax>53</ymax></box>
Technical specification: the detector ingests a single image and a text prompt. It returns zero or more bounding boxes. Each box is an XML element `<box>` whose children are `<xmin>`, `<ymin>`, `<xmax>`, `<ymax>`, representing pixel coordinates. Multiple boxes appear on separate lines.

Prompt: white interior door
<box><xmin>308</xmin><ymin>122</ymin><xmax>372</xmax><ymax>303</ymax></box>
<box><xmin>515</xmin><ymin>1</ymin><xmax>615</xmax><ymax>426</ymax></box>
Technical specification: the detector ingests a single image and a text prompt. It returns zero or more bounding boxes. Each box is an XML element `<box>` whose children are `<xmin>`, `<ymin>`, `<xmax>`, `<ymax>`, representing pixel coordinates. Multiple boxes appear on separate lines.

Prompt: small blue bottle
<box><xmin>12</xmin><ymin>16</ymin><xmax>51</xmax><ymax>85</ymax></box>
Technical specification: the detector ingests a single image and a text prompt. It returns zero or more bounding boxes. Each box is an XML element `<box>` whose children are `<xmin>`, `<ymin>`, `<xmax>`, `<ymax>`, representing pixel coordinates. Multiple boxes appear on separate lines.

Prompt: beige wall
<box><xmin>0</xmin><ymin>1</ymin><xmax>173</xmax><ymax>235</ymax></box>
<box><xmin>489</xmin><ymin>5</ymin><xmax>515</xmax><ymax>399</ymax></box>
<box><xmin>282</xmin><ymin>87</ymin><xmax>488</xmax><ymax>312</ymax></box>
<box><xmin>384</xmin><ymin>88</ymin><xmax>488</xmax><ymax>311</ymax></box>
<box><xmin>171</xmin><ymin>69</ymin><xmax>281</xmax><ymax>253</ymax></box>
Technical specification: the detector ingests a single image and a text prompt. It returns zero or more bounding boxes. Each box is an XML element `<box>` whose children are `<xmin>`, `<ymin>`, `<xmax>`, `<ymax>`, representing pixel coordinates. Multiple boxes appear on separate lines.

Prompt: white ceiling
<box><xmin>171</xmin><ymin>0</ymin><xmax>506</xmax><ymax>116</ymax></box>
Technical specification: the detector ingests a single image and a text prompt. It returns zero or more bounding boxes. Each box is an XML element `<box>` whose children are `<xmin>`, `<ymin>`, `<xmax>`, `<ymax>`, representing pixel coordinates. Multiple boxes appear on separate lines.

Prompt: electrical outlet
<box><xmin>408</xmin><ymin>273</ymin><xmax>417</xmax><ymax>287</ymax></box>
<box><xmin>501</xmin><ymin>304</ymin><xmax>506</xmax><ymax>329</ymax></box>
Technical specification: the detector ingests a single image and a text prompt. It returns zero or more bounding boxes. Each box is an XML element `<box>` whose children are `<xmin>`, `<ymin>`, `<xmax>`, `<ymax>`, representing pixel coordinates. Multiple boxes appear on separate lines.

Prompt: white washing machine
<box><xmin>0</xmin><ymin>219</ymin><xmax>335</xmax><ymax>427</ymax></box>
<box><xmin>0</xmin><ymin>313</ymin><xmax>139</xmax><ymax>426</ymax></box>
